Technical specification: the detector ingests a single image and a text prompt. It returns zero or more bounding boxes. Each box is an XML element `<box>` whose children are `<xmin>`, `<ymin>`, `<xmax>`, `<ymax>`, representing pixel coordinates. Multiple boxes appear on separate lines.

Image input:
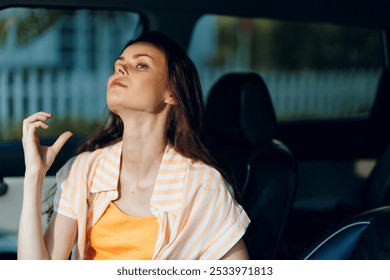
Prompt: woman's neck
<box><xmin>114</xmin><ymin>121</ymin><xmax>168</xmax><ymax>216</ymax></box>
<box><xmin>119</xmin><ymin>113</ymin><xmax>168</xmax><ymax>181</ymax></box>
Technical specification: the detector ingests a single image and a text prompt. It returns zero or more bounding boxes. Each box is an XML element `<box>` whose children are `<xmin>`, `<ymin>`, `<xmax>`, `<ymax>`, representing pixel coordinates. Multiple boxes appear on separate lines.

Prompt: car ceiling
<box><xmin>1</xmin><ymin>0</ymin><xmax>389</xmax><ymax>28</ymax></box>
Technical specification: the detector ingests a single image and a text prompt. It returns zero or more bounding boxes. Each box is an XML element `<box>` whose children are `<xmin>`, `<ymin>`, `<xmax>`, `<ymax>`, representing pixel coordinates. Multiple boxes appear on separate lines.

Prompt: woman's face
<box><xmin>106</xmin><ymin>42</ymin><xmax>174</xmax><ymax>116</ymax></box>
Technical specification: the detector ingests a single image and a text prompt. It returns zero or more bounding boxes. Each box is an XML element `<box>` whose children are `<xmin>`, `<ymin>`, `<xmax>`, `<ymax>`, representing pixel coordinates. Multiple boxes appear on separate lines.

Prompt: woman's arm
<box><xmin>44</xmin><ymin>212</ymin><xmax>77</xmax><ymax>259</ymax></box>
<box><xmin>17</xmin><ymin>112</ymin><xmax>74</xmax><ymax>259</ymax></box>
<box><xmin>220</xmin><ymin>238</ymin><xmax>250</xmax><ymax>260</ymax></box>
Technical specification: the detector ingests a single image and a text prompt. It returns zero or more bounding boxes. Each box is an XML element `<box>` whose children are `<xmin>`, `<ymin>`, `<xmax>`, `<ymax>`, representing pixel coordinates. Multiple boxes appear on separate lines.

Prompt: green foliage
<box><xmin>213</xmin><ymin>16</ymin><xmax>383</xmax><ymax>70</ymax></box>
<box><xmin>211</xmin><ymin>17</ymin><xmax>239</xmax><ymax>67</ymax></box>
<box><xmin>0</xmin><ymin>18</ymin><xmax>7</xmax><ymax>45</ymax></box>
<box><xmin>0</xmin><ymin>117</ymin><xmax>102</xmax><ymax>142</ymax></box>
<box><xmin>15</xmin><ymin>10</ymin><xmax>73</xmax><ymax>46</ymax></box>
<box><xmin>0</xmin><ymin>9</ymin><xmax>74</xmax><ymax>47</ymax></box>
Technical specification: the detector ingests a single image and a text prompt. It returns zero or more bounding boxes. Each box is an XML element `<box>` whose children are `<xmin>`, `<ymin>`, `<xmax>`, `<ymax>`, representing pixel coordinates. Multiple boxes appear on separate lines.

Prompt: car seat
<box><xmin>363</xmin><ymin>68</ymin><xmax>390</xmax><ymax>210</ymax></box>
<box><xmin>201</xmin><ymin>72</ymin><xmax>297</xmax><ymax>259</ymax></box>
<box><xmin>301</xmin><ymin>205</ymin><xmax>390</xmax><ymax>260</ymax></box>
<box><xmin>369</xmin><ymin>68</ymin><xmax>390</xmax><ymax>152</ymax></box>
<box><xmin>285</xmin><ymin>68</ymin><xmax>390</xmax><ymax>258</ymax></box>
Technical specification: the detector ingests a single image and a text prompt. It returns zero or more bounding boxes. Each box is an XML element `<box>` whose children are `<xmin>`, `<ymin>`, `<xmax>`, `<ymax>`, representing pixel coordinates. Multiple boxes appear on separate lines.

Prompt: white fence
<box><xmin>0</xmin><ymin>67</ymin><xmax>108</xmax><ymax>127</ymax></box>
<box><xmin>262</xmin><ymin>69</ymin><xmax>381</xmax><ymax>120</ymax></box>
<box><xmin>0</xmin><ymin>67</ymin><xmax>382</xmax><ymax>131</ymax></box>
<box><xmin>200</xmin><ymin>68</ymin><xmax>381</xmax><ymax>121</ymax></box>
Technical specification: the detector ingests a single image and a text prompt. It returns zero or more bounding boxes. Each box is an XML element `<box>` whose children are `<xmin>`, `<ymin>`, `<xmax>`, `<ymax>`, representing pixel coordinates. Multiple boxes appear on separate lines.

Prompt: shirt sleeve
<box><xmin>53</xmin><ymin>156</ymin><xmax>78</xmax><ymax>220</ymax></box>
<box><xmin>197</xmin><ymin>174</ymin><xmax>250</xmax><ymax>259</ymax></box>
<box><xmin>180</xmin><ymin>167</ymin><xmax>250</xmax><ymax>260</ymax></box>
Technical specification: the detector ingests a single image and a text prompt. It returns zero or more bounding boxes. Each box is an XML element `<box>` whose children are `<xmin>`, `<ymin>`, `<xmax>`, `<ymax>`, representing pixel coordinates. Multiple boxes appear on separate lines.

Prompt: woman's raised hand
<box><xmin>22</xmin><ymin>112</ymin><xmax>73</xmax><ymax>177</ymax></box>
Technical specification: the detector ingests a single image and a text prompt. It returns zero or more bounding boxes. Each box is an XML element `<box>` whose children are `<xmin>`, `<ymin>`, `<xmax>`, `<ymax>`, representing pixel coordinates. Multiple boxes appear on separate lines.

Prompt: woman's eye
<box><xmin>136</xmin><ymin>63</ymin><xmax>148</xmax><ymax>69</ymax></box>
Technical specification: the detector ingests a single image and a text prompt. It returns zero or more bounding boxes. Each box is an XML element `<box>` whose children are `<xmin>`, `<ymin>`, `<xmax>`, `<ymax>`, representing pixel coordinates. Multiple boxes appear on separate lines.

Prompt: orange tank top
<box><xmin>86</xmin><ymin>202</ymin><xmax>159</xmax><ymax>260</ymax></box>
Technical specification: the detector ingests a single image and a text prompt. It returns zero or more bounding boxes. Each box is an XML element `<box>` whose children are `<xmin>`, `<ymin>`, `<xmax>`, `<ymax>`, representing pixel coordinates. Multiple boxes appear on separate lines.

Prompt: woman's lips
<box><xmin>110</xmin><ymin>78</ymin><xmax>127</xmax><ymax>88</ymax></box>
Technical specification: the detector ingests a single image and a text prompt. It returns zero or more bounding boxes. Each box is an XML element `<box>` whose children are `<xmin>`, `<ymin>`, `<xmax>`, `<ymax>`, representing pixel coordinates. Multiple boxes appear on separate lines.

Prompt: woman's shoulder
<box><xmin>57</xmin><ymin>140</ymin><xmax>122</xmax><ymax>176</ymax></box>
<box><xmin>185</xmin><ymin>158</ymin><xmax>231</xmax><ymax>192</ymax></box>
<box><xmin>165</xmin><ymin>146</ymin><xmax>223</xmax><ymax>180</ymax></box>
<box><xmin>188</xmin><ymin>158</ymin><xmax>220</xmax><ymax>175</ymax></box>
<box><xmin>166</xmin><ymin>147</ymin><xmax>218</xmax><ymax>175</ymax></box>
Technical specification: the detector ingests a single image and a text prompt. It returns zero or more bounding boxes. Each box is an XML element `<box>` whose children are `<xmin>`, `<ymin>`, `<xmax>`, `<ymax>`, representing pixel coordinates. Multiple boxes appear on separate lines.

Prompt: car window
<box><xmin>0</xmin><ymin>7</ymin><xmax>143</xmax><ymax>141</ymax></box>
<box><xmin>0</xmin><ymin>6</ymin><xmax>144</xmax><ymax>245</ymax></box>
<box><xmin>188</xmin><ymin>15</ymin><xmax>384</xmax><ymax>121</ymax></box>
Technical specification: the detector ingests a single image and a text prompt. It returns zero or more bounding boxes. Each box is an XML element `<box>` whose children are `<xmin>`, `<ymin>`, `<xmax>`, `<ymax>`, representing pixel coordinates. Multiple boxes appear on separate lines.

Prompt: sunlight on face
<box><xmin>106</xmin><ymin>42</ymin><xmax>171</xmax><ymax>116</ymax></box>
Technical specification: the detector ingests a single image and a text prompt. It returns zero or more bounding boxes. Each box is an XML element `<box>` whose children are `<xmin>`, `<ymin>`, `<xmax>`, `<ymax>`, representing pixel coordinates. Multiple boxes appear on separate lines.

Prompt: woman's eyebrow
<box><xmin>115</xmin><ymin>54</ymin><xmax>155</xmax><ymax>62</ymax></box>
<box><xmin>133</xmin><ymin>53</ymin><xmax>155</xmax><ymax>61</ymax></box>
<box><xmin>115</xmin><ymin>53</ymin><xmax>154</xmax><ymax>61</ymax></box>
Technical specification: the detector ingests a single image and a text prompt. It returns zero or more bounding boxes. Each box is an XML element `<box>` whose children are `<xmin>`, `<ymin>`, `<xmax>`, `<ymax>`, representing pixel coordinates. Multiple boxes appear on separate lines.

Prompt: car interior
<box><xmin>0</xmin><ymin>0</ymin><xmax>389</xmax><ymax>260</ymax></box>
<box><xmin>201</xmin><ymin>72</ymin><xmax>297</xmax><ymax>260</ymax></box>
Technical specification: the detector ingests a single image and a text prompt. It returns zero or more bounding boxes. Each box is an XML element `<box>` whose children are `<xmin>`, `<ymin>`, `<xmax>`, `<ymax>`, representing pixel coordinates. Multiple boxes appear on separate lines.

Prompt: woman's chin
<box><xmin>106</xmin><ymin>102</ymin><xmax>119</xmax><ymax>114</ymax></box>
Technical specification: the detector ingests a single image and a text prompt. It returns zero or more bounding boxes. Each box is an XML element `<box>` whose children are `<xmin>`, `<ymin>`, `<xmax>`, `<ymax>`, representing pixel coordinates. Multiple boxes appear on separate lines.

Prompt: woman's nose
<box><xmin>116</xmin><ymin>68</ymin><xmax>125</xmax><ymax>76</ymax></box>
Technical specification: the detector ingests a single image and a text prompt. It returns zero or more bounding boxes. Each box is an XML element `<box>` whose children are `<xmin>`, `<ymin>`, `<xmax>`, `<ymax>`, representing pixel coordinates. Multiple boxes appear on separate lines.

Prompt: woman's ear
<box><xmin>164</xmin><ymin>94</ymin><xmax>177</xmax><ymax>105</ymax></box>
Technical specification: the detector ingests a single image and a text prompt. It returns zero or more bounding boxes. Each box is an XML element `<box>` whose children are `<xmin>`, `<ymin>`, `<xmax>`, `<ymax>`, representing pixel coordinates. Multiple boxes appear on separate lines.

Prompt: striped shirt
<box><xmin>54</xmin><ymin>140</ymin><xmax>250</xmax><ymax>259</ymax></box>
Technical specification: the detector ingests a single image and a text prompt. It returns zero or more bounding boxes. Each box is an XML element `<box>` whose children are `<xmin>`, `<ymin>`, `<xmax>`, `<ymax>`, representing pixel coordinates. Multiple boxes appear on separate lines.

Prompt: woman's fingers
<box><xmin>23</xmin><ymin>112</ymin><xmax>52</xmax><ymax>125</ymax></box>
<box><xmin>23</xmin><ymin>112</ymin><xmax>52</xmax><ymax>136</ymax></box>
<box><xmin>21</xmin><ymin>112</ymin><xmax>74</xmax><ymax>176</ymax></box>
<box><xmin>26</xmin><ymin>112</ymin><xmax>52</xmax><ymax>122</ymax></box>
<box><xmin>51</xmin><ymin>131</ymin><xmax>73</xmax><ymax>155</ymax></box>
<box><xmin>44</xmin><ymin>131</ymin><xmax>73</xmax><ymax>170</ymax></box>
<box><xmin>30</xmin><ymin>121</ymin><xmax>49</xmax><ymax>130</ymax></box>
<box><xmin>22</xmin><ymin>121</ymin><xmax>49</xmax><ymax>143</ymax></box>
<box><xmin>22</xmin><ymin>112</ymin><xmax>72</xmax><ymax>147</ymax></box>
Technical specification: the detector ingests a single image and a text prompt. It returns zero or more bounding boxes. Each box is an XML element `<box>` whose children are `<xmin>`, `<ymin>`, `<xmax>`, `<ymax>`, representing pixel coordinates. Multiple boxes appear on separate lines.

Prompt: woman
<box><xmin>18</xmin><ymin>31</ymin><xmax>250</xmax><ymax>260</ymax></box>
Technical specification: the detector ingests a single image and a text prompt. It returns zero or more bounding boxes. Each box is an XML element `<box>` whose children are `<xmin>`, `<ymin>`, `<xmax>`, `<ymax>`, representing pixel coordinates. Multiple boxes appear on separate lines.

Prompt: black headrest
<box><xmin>369</xmin><ymin>69</ymin><xmax>390</xmax><ymax>154</ymax></box>
<box><xmin>362</xmin><ymin>144</ymin><xmax>390</xmax><ymax>209</ymax></box>
<box><xmin>203</xmin><ymin>72</ymin><xmax>277</xmax><ymax>146</ymax></box>
<box><xmin>370</xmin><ymin>68</ymin><xmax>390</xmax><ymax>122</ymax></box>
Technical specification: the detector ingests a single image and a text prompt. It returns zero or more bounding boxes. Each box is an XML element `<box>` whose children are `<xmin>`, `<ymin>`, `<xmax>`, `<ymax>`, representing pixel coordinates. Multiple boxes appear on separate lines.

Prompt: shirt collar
<box><xmin>90</xmin><ymin>140</ymin><xmax>122</xmax><ymax>193</ymax></box>
<box><xmin>89</xmin><ymin>141</ymin><xmax>188</xmax><ymax>215</ymax></box>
